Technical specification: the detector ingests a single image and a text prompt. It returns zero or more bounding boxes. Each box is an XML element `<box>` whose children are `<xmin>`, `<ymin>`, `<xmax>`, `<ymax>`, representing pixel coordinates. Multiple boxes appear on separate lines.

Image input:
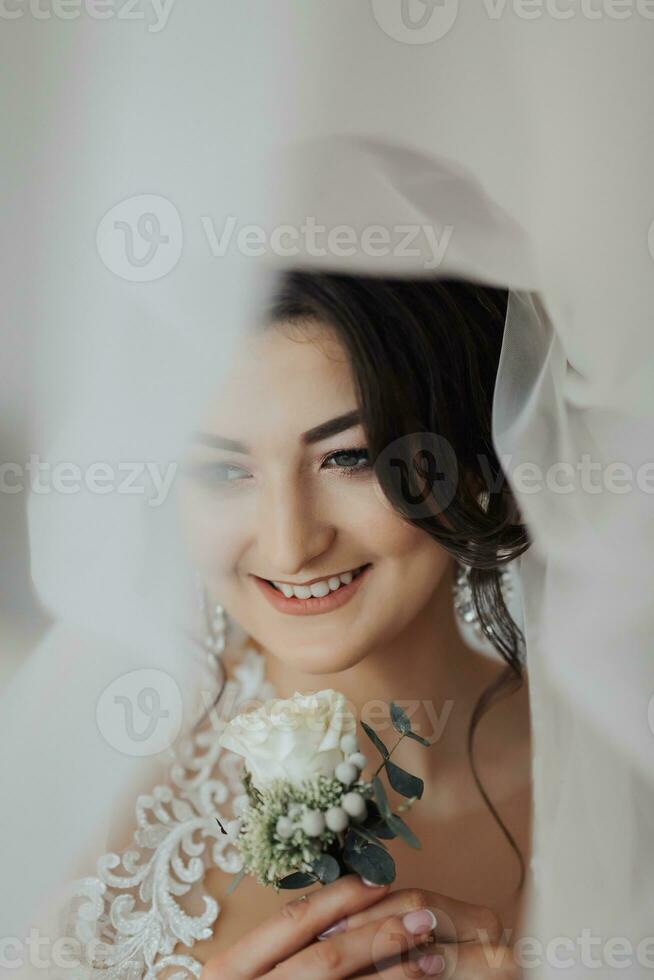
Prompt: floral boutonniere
<box><xmin>218</xmin><ymin>689</ymin><xmax>431</xmax><ymax>891</ymax></box>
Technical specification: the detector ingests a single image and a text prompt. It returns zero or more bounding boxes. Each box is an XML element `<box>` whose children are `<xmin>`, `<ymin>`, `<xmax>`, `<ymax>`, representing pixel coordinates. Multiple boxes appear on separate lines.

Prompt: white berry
<box><xmin>342</xmin><ymin>791</ymin><xmax>367</xmax><ymax>821</ymax></box>
<box><xmin>275</xmin><ymin>816</ymin><xmax>294</xmax><ymax>840</ymax></box>
<box><xmin>301</xmin><ymin>809</ymin><xmax>326</xmax><ymax>837</ymax></box>
<box><xmin>348</xmin><ymin>752</ymin><xmax>368</xmax><ymax>771</ymax></box>
<box><xmin>325</xmin><ymin>806</ymin><xmax>349</xmax><ymax>832</ymax></box>
<box><xmin>340</xmin><ymin>733</ymin><xmax>359</xmax><ymax>755</ymax></box>
<box><xmin>335</xmin><ymin>761</ymin><xmax>358</xmax><ymax>786</ymax></box>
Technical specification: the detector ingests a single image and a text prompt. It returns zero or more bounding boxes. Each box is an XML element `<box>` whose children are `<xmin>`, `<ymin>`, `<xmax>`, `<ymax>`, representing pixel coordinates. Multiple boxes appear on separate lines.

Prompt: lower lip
<box><xmin>251</xmin><ymin>565</ymin><xmax>371</xmax><ymax>617</ymax></box>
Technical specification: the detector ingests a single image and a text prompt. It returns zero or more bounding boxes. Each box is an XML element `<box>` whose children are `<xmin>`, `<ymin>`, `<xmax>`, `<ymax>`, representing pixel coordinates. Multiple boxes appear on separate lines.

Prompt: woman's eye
<box><xmin>185</xmin><ymin>462</ymin><xmax>252</xmax><ymax>485</ymax></box>
<box><xmin>322</xmin><ymin>448</ymin><xmax>370</xmax><ymax>472</ymax></box>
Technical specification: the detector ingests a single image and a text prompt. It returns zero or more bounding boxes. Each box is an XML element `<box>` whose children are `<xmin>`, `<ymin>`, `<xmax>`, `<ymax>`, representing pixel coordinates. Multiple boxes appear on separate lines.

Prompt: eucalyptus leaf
<box><xmin>372</xmin><ymin>775</ymin><xmax>392</xmax><ymax>820</ymax></box>
<box><xmin>312</xmin><ymin>854</ymin><xmax>341</xmax><ymax>883</ymax></box>
<box><xmin>405</xmin><ymin>730</ymin><xmax>432</xmax><ymax>747</ymax></box>
<box><xmin>362</xmin><ymin>801</ymin><xmax>396</xmax><ymax>839</ymax></box>
<box><xmin>386</xmin><ymin>812</ymin><xmax>422</xmax><ymax>850</ymax></box>
<box><xmin>277</xmin><ymin>871</ymin><xmax>317</xmax><ymax>889</ymax></box>
<box><xmin>390</xmin><ymin>702</ymin><xmax>412</xmax><ymax>735</ymax></box>
<box><xmin>361</xmin><ymin>722</ymin><xmax>389</xmax><ymax>759</ymax></box>
<box><xmin>349</xmin><ymin>824</ymin><xmax>390</xmax><ymax>851</ymax></box>
<box><xmin>385</xmin><ymin>760</ymin><xmax>424</xmax><ymax>800</ymax></box>
<box><xmin>343</xmin><ymin>831</ymin><xmax>396</xmax><ymax>885</ymax></box>
<box><xmin>367</xmin><ymin>818</ymin><xmax>397</xmax><ymax>840</ymax></box>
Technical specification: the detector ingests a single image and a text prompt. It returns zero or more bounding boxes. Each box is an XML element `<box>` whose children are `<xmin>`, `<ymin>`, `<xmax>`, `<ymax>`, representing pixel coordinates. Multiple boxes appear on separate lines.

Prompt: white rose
<box><xmin>218</xmin><ymin>689</ymin><xmax>357</xmax><ymax>790</ymax></box>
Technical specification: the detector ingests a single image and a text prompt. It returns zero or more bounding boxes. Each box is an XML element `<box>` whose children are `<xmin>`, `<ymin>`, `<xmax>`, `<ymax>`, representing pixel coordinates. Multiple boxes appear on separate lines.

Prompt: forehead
<box><xmin>200</xmin><ymin>321</ymin><xmax>359</xmax><ymax>446</ymax></box>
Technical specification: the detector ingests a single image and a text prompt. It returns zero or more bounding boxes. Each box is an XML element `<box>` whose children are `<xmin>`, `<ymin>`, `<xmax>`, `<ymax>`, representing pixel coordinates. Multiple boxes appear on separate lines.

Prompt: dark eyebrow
<box><xmin>191</xmin><ymin>410</ymin><xmax>362</xmax><ymax>453</ymax></box>
<box><xmin>301</xmin><ymin>409</ymin><xmax>362</xmax><ymax>445</ymax></box>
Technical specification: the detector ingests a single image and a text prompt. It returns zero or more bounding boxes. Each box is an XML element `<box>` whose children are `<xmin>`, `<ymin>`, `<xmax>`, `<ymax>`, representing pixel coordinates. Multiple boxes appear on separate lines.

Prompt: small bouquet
<box><xmin>218</xmin><ymin>689</ymin><xmax>431</xmax><ymax>890</ymax></box>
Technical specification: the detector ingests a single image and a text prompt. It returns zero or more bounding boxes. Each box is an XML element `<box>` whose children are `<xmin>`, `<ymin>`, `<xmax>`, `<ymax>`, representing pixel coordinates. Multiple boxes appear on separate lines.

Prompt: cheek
<box><xmin>347</xmin><ymin>492</ymin><xmax>452</xmax><ymax>604</ymax></box>
<box><xmin>176</xmin><ymin>482</ymin><xmax>251</xmax><ymax>578</ymax></box>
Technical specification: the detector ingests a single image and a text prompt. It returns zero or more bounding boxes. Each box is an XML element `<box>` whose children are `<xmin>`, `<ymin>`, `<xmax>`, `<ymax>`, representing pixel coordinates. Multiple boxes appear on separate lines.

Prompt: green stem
<box><xmin>372</xmin><ymin>733</ymin><xmax>404</xmax><ymax>778</ymax></box>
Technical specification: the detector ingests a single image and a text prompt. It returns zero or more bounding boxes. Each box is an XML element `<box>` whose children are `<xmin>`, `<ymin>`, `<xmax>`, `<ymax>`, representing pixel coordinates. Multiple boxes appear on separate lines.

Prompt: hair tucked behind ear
<box><xmin>266</xmin><ymin>270</ymin><xmax>531</xmax><ymax>892</ymax></box>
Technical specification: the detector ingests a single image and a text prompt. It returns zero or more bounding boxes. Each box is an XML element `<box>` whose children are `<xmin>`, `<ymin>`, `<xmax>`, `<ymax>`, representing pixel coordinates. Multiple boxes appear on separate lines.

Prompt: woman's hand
<box><xmin>200</xmin><ymin>875</ymin><xmax>518</xmax><ymax>979</ymax></box>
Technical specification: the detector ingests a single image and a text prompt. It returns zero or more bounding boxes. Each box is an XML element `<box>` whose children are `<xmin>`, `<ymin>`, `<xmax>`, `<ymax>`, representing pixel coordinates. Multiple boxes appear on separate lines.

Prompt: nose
<box><xmin>255</xmin><ymin>477</ymin><xmax>335</xmax><ymax>578</ymax></box>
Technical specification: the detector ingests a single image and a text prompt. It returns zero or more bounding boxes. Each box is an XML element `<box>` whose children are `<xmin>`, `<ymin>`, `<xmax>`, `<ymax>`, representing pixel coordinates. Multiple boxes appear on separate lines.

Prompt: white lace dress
<box><xmin>60</xmin><ymin>646</ymin><xmax>275</xmax><ymax>980</ymax></box>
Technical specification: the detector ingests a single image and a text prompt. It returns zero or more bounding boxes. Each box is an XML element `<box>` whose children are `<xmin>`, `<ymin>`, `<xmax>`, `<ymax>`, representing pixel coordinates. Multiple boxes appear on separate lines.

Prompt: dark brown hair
<box><xmin>265</xmin><ymin>270</ymin><xmax>531</xmax><ymax>892</ymax></box>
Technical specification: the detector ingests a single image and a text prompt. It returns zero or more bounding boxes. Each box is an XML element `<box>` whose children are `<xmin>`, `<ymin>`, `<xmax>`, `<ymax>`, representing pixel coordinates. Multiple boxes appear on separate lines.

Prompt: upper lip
<box><xmin>253</xmin><ymin>564</ymin><xmax>368</xmax><ymax>587</ymax></box>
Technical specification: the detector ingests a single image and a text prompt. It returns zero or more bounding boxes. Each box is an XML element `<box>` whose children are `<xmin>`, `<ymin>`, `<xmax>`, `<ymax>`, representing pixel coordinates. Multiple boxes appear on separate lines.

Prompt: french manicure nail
<box><xmin>361</xmin><ymin>877</ymin><xmax>385</xmax><ymax>887</ymax></box>
<box><xmin>403</xmin><ymin>908</ymin><xmax>438</xmax><ymax>936</ymax></box>
<box><xmin>317</xmin><ymin>918</ymin><xmax>347</xmax><ymax>940</ymax></box>
<box><xmin>418</xmin><ymin>952</ymin><xmax>446</xmax><ymax>975</ymax></box>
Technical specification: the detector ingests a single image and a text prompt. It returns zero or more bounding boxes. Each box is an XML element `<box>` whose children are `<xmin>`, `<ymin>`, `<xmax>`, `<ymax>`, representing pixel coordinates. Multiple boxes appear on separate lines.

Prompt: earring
<box><xmin>194</xmin><ymin>571</ymin><xmax>228</xmax><ymax>670</ymax></box>
<box><xmin>452</xmin><ymin>562</ymin><xmax>513</xmax><ymax>641</ymax></box>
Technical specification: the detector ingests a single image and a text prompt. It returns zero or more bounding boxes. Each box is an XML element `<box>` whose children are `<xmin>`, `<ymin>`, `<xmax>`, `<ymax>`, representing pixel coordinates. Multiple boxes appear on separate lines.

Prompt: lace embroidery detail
<box><xmin>61</xmin><ymin>647</ymin><xmax>274</xmax><ymax>979</ymax></box>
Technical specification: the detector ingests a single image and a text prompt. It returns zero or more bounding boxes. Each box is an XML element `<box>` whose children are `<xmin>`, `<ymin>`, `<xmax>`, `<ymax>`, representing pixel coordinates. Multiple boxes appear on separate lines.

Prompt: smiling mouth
<box><xmin>251</xmin><ymin>563</ymin><xmax>372</xmax><ymax>616</ymax></box>
<box><xmin>264</xmin><ymin>564</ymin><xmax>369</xmax><ymax>600</ymax></box>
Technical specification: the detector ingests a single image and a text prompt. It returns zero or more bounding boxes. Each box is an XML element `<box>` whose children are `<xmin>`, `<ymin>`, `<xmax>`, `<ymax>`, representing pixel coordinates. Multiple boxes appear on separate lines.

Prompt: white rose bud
<box><xmin>340</xmin><ymin>733</ymin><xmax>359</xmax><ymax>755</ymax></box>
<box><xmin>325</xmin><ymin>806</ymin><xmax>349</xmax><ymax>832</ymax></box>
<box><xmin>342</xmin><ymin>791</ymin><xmax>367</xmax><ymax>821</ymax></box>
<box><xmin>348</xmin><ymin>752</ymin><xmax>368</xmax><ymax>771</ymax></box>
<box><xmin>275</xmin><ymin>816</ymin><xmax>294</xmax><ymax>840</ymax></box>
<box><xmin>301</xmin><ymin>809</ymin><xmax>326</xmax><ymax>837</ymax></box>
<box><xmin>335</xmin><ymin>761</ymin><xmax>358</xmax><ymax>786</ymax></box>
<box><xmin>218</xmin><ymin>689</ymin><xmax>357</xmax><ymax>791</ymax></box>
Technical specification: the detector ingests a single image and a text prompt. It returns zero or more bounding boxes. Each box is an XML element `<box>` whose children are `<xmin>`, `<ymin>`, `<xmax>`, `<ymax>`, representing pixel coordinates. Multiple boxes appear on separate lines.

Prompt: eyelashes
<box><xmin>321</xmin><ymin>448</ymin><xmax>370</xmax><ymax>474</ymax></box>
<box><xmin>185</xmin><ymin>448</ymin><xmax>371</xmax><ymax>488</ymax></box>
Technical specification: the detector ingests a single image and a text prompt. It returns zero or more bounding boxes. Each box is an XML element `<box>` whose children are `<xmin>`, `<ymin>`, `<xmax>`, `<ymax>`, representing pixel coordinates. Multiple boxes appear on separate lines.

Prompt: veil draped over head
<box><xmin>2</xmin><ymin>4</ymin><xmax>653</xmax><ymax>978</ymax></box>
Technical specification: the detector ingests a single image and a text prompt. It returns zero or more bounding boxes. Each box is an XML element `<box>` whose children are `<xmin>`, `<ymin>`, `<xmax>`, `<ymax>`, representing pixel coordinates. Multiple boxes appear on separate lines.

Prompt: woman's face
<box><xmin>177</xmin><ymin>319</ymin><xmax>451</xmax><ymax>675</ymax></box>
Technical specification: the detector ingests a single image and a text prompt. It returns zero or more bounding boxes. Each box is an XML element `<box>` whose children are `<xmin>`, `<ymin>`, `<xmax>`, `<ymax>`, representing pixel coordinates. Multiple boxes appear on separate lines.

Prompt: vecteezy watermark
<box><xmin>0</xmin><ymin>929</ymin><xmax>115</xmax><ymax>970</ymax></box>
<box><xmin>96</xmin><ymin>668</ymin><xmax>184</xmax><ymax>756</ymax></box>
<box><xmin>200</xmin><ymin>215</ymin><xmax>453</xmax><ymax>271</ymax></box>
<box><xmin>370</xmin><ymin>0</ymin><xmax>460</xmax><ymax>43</ymax></box>
<box><xmin>0</xmin><ymin>455</ymin><xmax>178</xmax><ymax>506</ymax></box>
<box><xmin>482</xmin><ymin>0</ymin><xmax>654</xmax><ymax>19</ymax></box>
<box><xmin>95</xmin><ymin>194</ymin><xmax>454</xmax><ymax>283</ymax></box>
<box><xmin>373</xmin><ymin>432</ymin><xmax>460</xmax><ymax>520</ymax></box>
<box><xmin>0</xmin><ymin>0</ymin><xmax>176</xmax><ymax>31</ymax></box>
<box><xmin>96</xmin><ymin>194</ymin><xmax>183</xmax><ymax>281</ymax></box>
<box><xmin>196</xmin><ymin>687</ymin><xmax>455</xmax><ymax>745</ymax></box>
<box><xmin>490</xmin><ymin>452</ymin><xmax>654</xmax><ymax>497</ymax></box>
<box><xmin>369</xmin><ymin>0</ymin><xmax>654</xmax><ymax>45</ymax></box>
<box><xmin>483</xmin><ymin>927</ymin><xmax>654</xmax><ymax>971</ymax></box>
<box><xmin>369</xmin><ymin>435</ymin><xmax>654</xmax><ymax>519</ymax></box>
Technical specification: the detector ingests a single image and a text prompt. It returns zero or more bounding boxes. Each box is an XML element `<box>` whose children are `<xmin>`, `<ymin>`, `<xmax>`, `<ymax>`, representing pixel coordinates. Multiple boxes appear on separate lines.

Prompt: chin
<box><xmin>265</xmin><ymin>636</ymin><xmax>370</xmax><ymax>677</ymax></box>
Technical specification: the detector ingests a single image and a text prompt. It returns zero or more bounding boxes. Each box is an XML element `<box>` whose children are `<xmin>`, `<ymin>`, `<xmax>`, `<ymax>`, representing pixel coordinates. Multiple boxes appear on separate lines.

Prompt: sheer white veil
<box><xmin>2</xmin><ymin>5</ymin><xmax>654</xmax><ymax>978</ymax></box>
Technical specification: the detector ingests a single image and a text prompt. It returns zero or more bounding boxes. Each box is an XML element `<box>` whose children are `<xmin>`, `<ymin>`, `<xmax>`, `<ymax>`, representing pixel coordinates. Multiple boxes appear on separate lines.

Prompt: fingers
<box><xmin>357</xmin><ymin>943</ymin><xmax>518</xmax><ymax>979</ymax></box>
<box><xmin>200</xmin><ymin>875</ymin><xmax>390</xmax><ymax>980</ymax></box>
<box><xmin>426</xmin><ymin>941</ymin><xmax>518</xmax><ymax>979</ymax></box>
<box><xmin>344</xmin><ymin>887</ymin><xmax>504</xmax><ymax>945</ymax></box>
<box><xmin>269</xmin><ymin>906</ymin><xmax>439</xmax><ymax>980</ymax></box>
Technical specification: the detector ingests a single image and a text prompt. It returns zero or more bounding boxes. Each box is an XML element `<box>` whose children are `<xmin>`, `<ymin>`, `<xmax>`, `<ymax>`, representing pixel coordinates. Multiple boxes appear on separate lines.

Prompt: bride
<box><xmin>67</xmin><ymin>269</ymin><xmax>532</xmax><ymax>979</ymax></box>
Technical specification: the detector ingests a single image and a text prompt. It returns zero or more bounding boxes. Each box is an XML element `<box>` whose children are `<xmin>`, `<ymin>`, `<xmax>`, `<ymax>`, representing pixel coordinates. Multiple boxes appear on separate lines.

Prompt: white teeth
<box><xmin>270</xmin><ymin>565</ymin><xmax>366</xmax><ymax>599</ymax></box>
<box><xmin>310</xmin><ymin>581</ymin><xmax>330</xmax><ymax>598</ymax></box>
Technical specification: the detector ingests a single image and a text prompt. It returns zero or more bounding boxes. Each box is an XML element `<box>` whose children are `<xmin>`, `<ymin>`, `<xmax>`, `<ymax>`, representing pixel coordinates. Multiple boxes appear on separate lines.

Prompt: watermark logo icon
<box><xmin>374</xmin><ymin>432</ymin><xmax>458</xmax><ymax>519</ymax></box>
<box><xmin>371</xmin><ymin>0</ymin><xmax>459</xmax><ymax>43</ymax></box>
<box><xmin>96</xmin><ymin>194</ymin><xmax>183</xmax><ymax>281</ymax></box>
<box><xmin>96</xmin><ymin>668</ymin><xmax>183</xmax><ymax>756</ymax></box>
